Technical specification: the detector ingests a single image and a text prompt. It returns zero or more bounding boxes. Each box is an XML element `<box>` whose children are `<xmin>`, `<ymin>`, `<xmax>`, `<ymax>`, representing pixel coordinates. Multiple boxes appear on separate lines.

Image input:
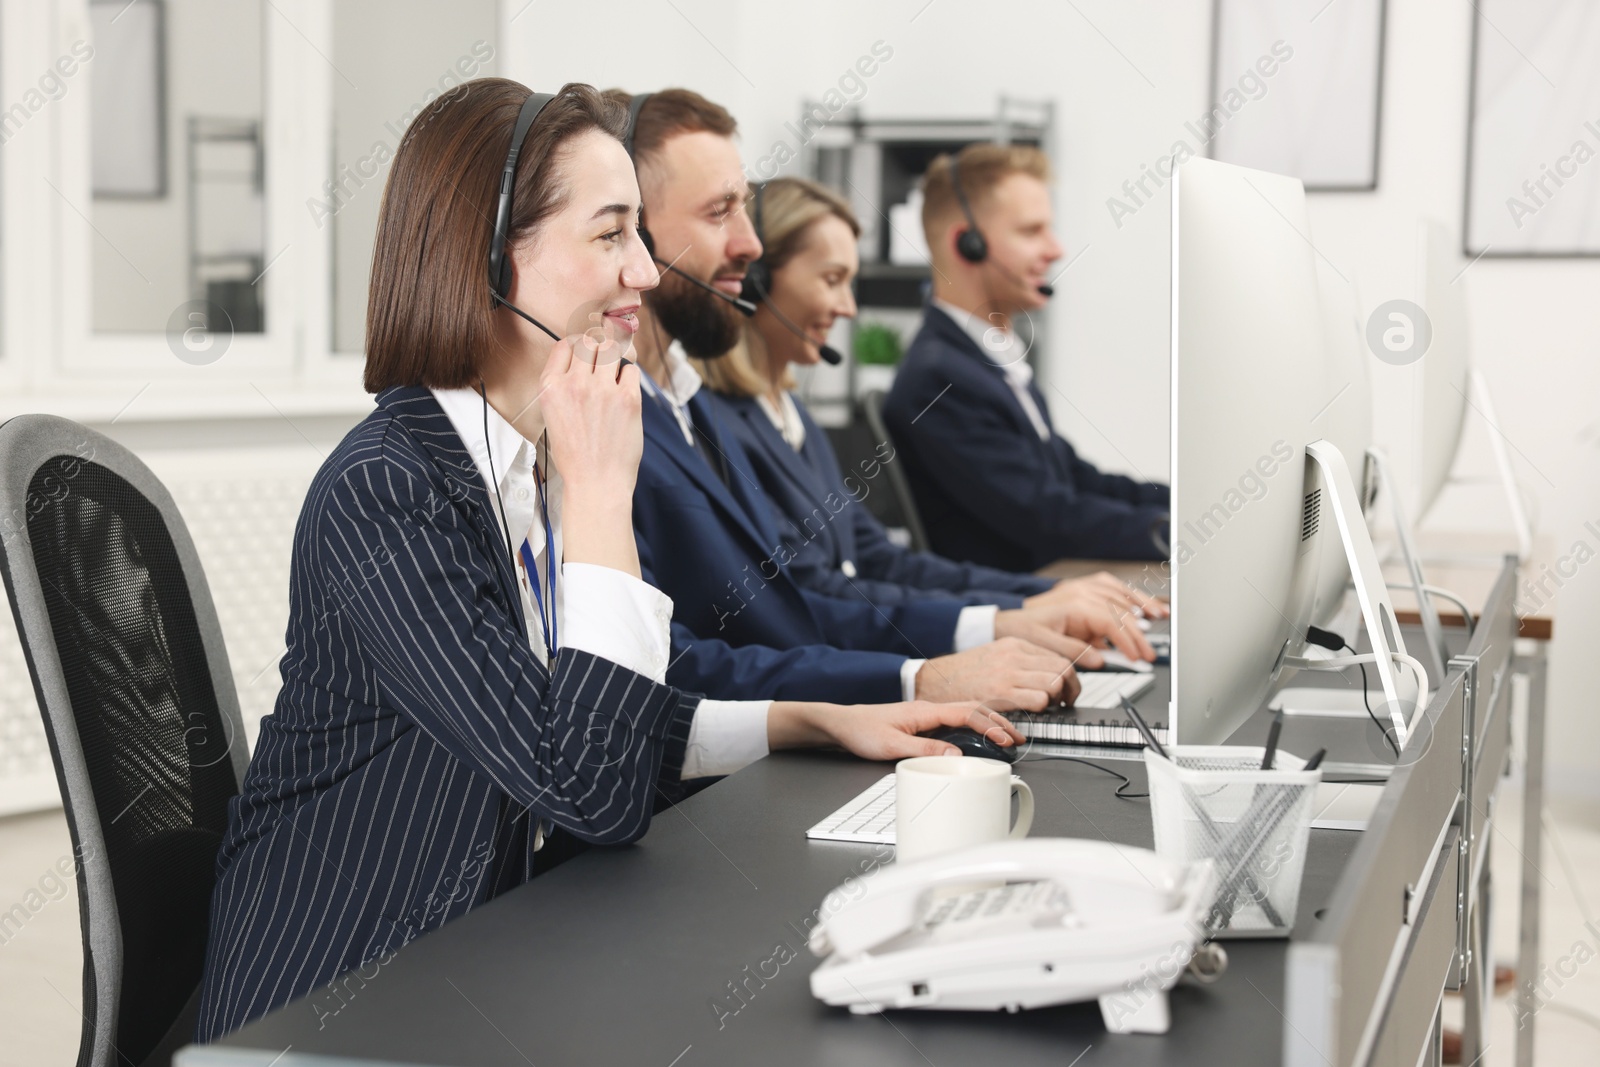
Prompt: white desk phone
<box><xmin>807</xmin><ymin>838</ymin><xmax>1220</xmax><ymax>1034</ymax></box>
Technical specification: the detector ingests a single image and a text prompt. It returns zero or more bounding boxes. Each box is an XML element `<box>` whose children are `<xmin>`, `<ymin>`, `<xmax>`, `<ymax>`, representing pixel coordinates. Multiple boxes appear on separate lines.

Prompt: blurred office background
<box><xmin>1</xmin><ymin>1</ymin><xmax>1597</xmax><ymax>1058</ymax></box>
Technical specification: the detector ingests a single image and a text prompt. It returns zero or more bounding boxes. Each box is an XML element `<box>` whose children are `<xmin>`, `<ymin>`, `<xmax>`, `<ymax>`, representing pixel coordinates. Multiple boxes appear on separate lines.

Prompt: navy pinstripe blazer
<box><xmin>195</xmin><ymin>387</ymin><xmax>698</xmax><ymax>1042</ymax></box>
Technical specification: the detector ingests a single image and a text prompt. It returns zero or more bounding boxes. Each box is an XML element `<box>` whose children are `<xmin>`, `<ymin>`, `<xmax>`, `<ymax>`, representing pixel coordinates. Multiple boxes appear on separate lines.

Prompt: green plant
<box><xmin>853</xmin><ymin>322</ymin><xmax>903</xmax><ymax>366</ymax></box>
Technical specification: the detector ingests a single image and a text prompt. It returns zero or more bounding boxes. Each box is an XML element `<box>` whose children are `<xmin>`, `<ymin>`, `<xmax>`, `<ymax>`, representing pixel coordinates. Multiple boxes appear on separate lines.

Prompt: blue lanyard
<box><xmin>516</xmin><ymin>461</ymin><xmax>558</xmax><ymax>661</ymax></box>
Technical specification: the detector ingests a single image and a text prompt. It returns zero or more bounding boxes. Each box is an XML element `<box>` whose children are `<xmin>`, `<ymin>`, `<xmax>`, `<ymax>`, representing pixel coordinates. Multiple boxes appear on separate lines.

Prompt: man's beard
<box><xmin>649</xmin><ymin>268</ymin><xmax>741</xmax><ymax>358</ymax></box>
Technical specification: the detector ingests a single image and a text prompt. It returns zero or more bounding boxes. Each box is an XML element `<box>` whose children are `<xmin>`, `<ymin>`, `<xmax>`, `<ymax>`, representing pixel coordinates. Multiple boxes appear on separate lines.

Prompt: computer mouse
<box><xmin>921</xmin><ymin>727</ymin><xmax>1020</xmax><ymax>764</ymax></box>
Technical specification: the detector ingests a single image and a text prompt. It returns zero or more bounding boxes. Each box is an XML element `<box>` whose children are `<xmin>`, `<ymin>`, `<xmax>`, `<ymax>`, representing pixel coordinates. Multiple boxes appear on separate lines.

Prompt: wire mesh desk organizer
<box><xmin>1145</xmin><ymin>746</ymin><xmax>1321</xmax><ymax>937</ymax></box>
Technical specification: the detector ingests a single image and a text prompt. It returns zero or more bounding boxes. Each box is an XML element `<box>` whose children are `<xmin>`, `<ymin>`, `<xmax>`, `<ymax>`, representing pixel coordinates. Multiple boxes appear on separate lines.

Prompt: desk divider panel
<box><xmin>1284</xmin><ymin>662</ymin><xmax>1468</xmax><ymax>1067</ymax></box>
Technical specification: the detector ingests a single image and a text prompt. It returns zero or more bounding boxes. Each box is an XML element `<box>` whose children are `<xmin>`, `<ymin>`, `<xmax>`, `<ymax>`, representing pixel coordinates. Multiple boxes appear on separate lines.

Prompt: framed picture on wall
<box><xmin>91</xmin><ymin>0</ymin><xmax>167</xmax><ymax>198</ymax></box>
<box><xmin>1465</xmin><ymin>0</ymin><xmax>1600</xmax><ymax>256</ymax></box>
<box><xmin>1207</xmin><ymin>0</ymin><xmax>1387</xmax><ymax>191</ymax></box>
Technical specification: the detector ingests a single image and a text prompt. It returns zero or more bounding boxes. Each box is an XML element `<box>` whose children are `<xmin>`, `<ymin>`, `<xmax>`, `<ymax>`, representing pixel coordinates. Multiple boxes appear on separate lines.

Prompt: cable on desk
<box><xmin>1384</xmin><ymin>581</ymin><xmax>1476</xmax><ymax>636</ymax></box>
<box><xmin>1017</xmin><ymin>754</ymin><xmax>1148</xmax><ymax>799</ymax></box>
<box><xmin>1302</xmin><ymin>626</ymin><xmax>1402</xmax><ymax>757</ymax></box>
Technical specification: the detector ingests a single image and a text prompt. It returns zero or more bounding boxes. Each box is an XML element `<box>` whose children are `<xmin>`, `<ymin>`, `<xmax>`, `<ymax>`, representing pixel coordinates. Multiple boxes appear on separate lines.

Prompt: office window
<box><xmin>328</xmin><ymin>0</ymin><xmax>497</xmax><ymax>355</ymax></box>
<box><xmin>89</xmin><ymin>0</ymin><xmax>266</xmax><ymax>335</ymax></box>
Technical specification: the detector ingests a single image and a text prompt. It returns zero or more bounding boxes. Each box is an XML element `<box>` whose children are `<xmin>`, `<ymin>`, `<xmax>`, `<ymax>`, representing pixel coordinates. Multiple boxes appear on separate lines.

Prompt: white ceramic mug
<box><xmin>895</xmin><ymin>756</ymin><xmax>1034</xmax><ymax>864</ymax></box>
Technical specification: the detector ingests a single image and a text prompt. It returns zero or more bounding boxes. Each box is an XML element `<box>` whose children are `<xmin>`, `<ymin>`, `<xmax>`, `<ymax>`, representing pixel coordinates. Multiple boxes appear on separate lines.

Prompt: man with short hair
<box><xmin>885</xmin><ymin>144</ymin><xmax>1170</xmax><ymax>568</ymax></box>
<box><xmin>611</xmin><ymin>88</ymin><xmax>1130</xmax><ymax>713</ymax></box>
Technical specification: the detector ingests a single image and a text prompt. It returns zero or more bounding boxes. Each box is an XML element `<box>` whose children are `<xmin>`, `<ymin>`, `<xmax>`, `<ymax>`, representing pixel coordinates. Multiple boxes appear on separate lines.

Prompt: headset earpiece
<box><xmin>485</xmin><ymin>89</ymin><xmax>560</xmax><ymax>340</ymax></box>
<box><xmin>740</xmin><ymin>181</ymin><xmax>771</xmax><ymax>306</ymax></box>
<box><xmin>949</xmin><ymin>153</ymin><xmax>989</xmax><ymax>264</ymax></box>
<box><xmin>956</xmin><ymin>227</ymin><xmax>988</xmax><ymax>264</ymax></box>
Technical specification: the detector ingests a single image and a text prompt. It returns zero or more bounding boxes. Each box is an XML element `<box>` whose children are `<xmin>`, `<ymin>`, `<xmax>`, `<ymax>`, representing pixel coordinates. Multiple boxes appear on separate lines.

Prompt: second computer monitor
<box><xmin>1307</xmin><ymin>260</ymin><xmax>1374</xmax><ymax>631</ymax></box>
<box><xmin>1415</xmin><ymin>217</ymin><xmax>1470</xmax><ymax>522</ymax></box>
<box><xmin>1170</xmin><ymin>157</ymin><xmax>1326</xmax><ymax>746</ymax></box>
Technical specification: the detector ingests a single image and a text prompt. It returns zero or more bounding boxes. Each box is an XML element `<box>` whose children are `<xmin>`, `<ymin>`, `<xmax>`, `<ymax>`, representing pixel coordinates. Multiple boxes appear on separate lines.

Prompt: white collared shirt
<box><xmin>430</xmin><ymin>386</ymin><xmax>769</xmax><ymax>780</ymax></box>
<box><xmin>932</xmin><ymin>298</ymin><xmax>1052</xmax><ymax>441</ymax></box>
<box><xmin>756</xmin><ymin>390</ymin><xmax>807</xmax><ymax>452</ymax></box>
<box><xmin>639</xmin><ymin>340</ymin><xmax>704</xmax><ymax>447</ymax></box>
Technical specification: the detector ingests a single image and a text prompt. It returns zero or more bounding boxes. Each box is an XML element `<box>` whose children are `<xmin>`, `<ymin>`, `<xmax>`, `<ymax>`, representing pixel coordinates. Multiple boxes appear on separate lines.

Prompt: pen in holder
<box><xmin>1144</xmin><ymin>746</ymin><xmax>1321</xmax><ymax>937</ymax></box>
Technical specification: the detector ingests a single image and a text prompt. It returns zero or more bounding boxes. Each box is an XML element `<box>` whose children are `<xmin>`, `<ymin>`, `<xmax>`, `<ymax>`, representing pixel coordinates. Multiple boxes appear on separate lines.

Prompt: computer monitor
<box><xmin>1169</xmin><ymin>157</ymin><xmax>1325</xmax><ymax>746</ymax></box>
<box><xmin>1414</xmin><ymin>218</ymin><xmax>1470</xmax><ymax>522</ymax></box>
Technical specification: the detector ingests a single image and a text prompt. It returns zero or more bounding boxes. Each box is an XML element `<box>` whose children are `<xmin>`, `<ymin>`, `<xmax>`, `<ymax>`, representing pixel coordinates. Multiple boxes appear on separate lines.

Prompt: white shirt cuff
<box><xmin>953</xmin><ymin>605</ymin><xmax>999</xmax><ymax>652</ymax></box>
<box><xmin>682</xmin><ymin>699</ymin><xmax>772</xmax><ymax>779</ymax></box>
<box><xmin>900</xmin><ymin>658</ymin><xmax>925</xmax><ymax>702</ymax></box>
<box><xmin>559</xmin><ymin>562</ymin><xmax>673</xmax><ymax>682</ymax></box>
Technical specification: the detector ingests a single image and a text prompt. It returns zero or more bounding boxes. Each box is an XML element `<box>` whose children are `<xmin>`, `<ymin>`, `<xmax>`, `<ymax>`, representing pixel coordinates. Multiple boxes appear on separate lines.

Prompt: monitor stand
<box><xmin>1302</xmin><ymin>441</ymin><xmax>1419</xmax><ymax>749</ymax></box>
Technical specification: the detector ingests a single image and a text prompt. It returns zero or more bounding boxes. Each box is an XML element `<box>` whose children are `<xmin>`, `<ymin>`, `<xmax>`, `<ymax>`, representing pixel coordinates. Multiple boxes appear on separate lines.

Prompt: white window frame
<box><xmin>1</xmin><ymin>0</ymin><xmax>366</xmax><ymax>421</ymax></box>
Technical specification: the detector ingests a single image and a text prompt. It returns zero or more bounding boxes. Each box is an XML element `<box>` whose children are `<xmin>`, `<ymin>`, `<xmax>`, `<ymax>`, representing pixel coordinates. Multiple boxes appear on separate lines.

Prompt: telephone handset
<box><xmin>808</xmin><ymin>838</ymin><xmax>1217</xmax><ymax>1035</ymax></box>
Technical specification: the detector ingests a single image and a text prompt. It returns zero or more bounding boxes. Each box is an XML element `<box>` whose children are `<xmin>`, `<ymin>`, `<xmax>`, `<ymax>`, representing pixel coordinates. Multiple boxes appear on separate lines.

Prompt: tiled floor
<box><xmin>2</xmin><ymin>784</ymin><xmax>1597</xmax><ymax>1066</ymax></box>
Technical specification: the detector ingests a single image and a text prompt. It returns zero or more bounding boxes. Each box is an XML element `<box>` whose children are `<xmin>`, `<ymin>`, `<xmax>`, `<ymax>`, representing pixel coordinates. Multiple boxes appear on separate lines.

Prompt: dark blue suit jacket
<box><xmin>884</xmin><ymin>305</ymin><xmax>1170</xmax><ymax>569</ymax></box>
<box><xmin>196</xmin><ymin>387</ymin><xmax>697</xmax><ymax>1041</ymax></box>
<box><xmin>709</xmin><ymin>390</ymin><xmax>1053</xmax><ymax>608</ymax></box>
<box><xmin>633</xmin><ymin>382</ymin><xmax>963</xmax><ymax>705</ymax></box>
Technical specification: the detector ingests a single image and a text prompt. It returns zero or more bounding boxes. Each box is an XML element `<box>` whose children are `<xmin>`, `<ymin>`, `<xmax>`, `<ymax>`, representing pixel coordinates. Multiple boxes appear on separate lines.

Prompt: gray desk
<box><xmin>178</xmin><ymin>750</ymin><xmax>1360</xmax><ymax>1067</ymax></box>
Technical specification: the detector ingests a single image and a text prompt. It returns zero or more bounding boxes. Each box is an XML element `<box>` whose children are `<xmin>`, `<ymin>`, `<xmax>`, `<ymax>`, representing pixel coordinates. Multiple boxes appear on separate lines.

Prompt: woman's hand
<box><xmin>768</xmin><ymin>701</ymin><xmax>1025</xmax><ymax>761</ymax></box>
<box><xmin>1024</xmin><ymin>571</ymin><xmax>1169</xmax><ymax>620</ymax></box>
<box><xmin>541</xmin><ymin>335</ymin><xmax>645</xmax><ymax>576</ymax></box>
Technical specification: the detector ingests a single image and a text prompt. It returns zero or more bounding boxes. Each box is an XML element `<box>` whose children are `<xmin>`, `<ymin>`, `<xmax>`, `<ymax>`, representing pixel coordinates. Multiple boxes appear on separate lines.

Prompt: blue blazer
<box><xmin>196</xmin><ymin>387</ymin><xmax>698</xmax><ymax>1041</ymax></box>
<box><xmin>884</xmin><ymin>305</ymin><xmax>1170</xmax><ymax>568</ymax></box>
<box><xmin>632</xmin><ymin>384</ymin><xmax>963</xmax><ymax>705</ymax></box>
<box><xmin>709</xmin><ymin>390</ymin><xmax>1054</xmax><ymax>608</ymax></box>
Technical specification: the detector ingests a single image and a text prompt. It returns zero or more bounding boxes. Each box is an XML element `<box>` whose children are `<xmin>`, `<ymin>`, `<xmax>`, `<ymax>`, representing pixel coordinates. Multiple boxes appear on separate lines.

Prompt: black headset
<box><xmin>623</xmin><ymin>91</ymin><xmax>757</xmax><ymax>317</ymax></box>
<box><xmin>740</xmin><ymin>181</ymin><xmax>842</xmax><ymax>366</ymax></box>
<box><xmin>488</xmin><ymin>90</ymin><xmax>561</xmax><ymax>340</ymax></box>
<box><xmin>738</xmin><ymin>180</ymin><xmax>772</xmax><ymax>308</ymax></box>
<box><xmin>948</xmin><ymin>150</ymin><xmax>1054</xmax><ymax>297</ymax></box>
<box><xmin>950</xmin><ymin>153</ymin><xmax>991</xmax><ymax>265</ymax></box>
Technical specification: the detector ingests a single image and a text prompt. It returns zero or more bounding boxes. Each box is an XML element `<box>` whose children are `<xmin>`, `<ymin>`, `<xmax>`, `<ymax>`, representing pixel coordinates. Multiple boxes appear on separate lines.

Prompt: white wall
<box><xmin>505</xmin><ymin>0</ymin><xmax>1599</xmax><ymax>796</ymax></box>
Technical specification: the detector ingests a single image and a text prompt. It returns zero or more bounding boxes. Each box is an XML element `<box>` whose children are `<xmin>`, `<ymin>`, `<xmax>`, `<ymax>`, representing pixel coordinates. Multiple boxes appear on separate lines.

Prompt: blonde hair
<box><xmin>693</xmin><ymin>177</ymin><xmax>861</xmax><ymax>398</ymax></box>
<box><xmin>920</xmin><ymin>143</ymin><xmax>1051</xmax><ymax>260</ymax></box>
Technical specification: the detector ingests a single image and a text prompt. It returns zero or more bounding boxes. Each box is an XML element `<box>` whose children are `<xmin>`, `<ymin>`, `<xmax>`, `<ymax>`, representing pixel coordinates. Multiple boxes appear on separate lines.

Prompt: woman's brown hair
<box><xmin>364</xmin><ymin>80</ymin><xmax>627</xmax><ymax>392</ymax></box>
<box><xmin>693</xmin><ymin>177</ymin><xmax>861</xmax><ymax>398</ymax></box>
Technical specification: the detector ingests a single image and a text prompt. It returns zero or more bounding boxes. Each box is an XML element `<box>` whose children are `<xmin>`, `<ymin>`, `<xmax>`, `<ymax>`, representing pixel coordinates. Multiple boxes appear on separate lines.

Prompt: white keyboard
<box><xmin>806</xmin><ymin>774</ymin><xmax>897</xmax><ymax>844</ymax></box>
<box><xmin>1074</xmin><ymin>671</ymin><xmax>1156</xmax><ymax>708</ymax></box>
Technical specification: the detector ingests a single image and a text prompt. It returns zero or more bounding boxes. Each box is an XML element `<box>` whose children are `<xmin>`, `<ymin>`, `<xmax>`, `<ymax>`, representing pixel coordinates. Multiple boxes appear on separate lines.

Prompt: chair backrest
<box><xmin>858</xmin><ymin>390</ymin><xmax>931</xmax><ymax>553</ymax></box>
<box><xmin>0</xmin><ymin>415</ymin><xmax>248</xmax><ymax>1067</ymax></box>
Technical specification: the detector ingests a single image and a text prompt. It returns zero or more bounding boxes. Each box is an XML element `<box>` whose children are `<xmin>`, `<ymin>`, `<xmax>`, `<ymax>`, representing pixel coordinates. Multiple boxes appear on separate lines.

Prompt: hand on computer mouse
<box><xmin>770</xmin><ymin>701</ymin><xmax>1023</xmax><ymax>762</ymax></box>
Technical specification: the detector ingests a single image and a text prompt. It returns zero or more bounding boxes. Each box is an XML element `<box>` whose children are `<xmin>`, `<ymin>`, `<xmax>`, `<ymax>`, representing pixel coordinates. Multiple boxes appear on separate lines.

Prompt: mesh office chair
<box><xmin>0</xmin><ymin>415</ymin><xmax>249</xmax><ymax>1067</ymax></box>
<box><xmin>859</xmin><ymin>390</ymin><xmax>931</xmax><ymax>553</ymax></box>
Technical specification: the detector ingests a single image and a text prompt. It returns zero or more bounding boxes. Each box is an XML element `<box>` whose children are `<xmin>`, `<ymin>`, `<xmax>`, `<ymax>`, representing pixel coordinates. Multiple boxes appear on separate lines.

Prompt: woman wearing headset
<box><xmin>699</xmin><ymin>177</ymin><xmax>1165</xmax><ymax>629</ymax></box>
<box><xmin>195</xmin><ymin>84</ymin><xmax>1019</xmax><ymax>1041</ymax></box>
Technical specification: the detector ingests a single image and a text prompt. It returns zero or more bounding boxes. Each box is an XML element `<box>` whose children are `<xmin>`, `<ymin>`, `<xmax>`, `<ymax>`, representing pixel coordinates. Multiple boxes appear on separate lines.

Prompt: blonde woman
<box><xmin>698</xmin><ymin>177</ymin><xmax>1163</xmax><ymax>627</ymax></box>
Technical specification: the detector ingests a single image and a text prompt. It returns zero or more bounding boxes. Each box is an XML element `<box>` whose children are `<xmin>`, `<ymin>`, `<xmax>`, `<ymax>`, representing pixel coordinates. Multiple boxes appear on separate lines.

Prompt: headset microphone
<box><xmin>752</xmin><ymin>278</ymin><xmax>844</xmax><ymax>365</ymax></box>
<box><xmin>638</xmin><ymin>228</ymin><xmax>758</xmax><ymax>316</ymax></box>
<box><xmin>950</xmin><ymin>152</ymin><xmax>1055</xmax><ymax>299</ymax></box>
<box><xmin>658</xmin><ymin>259</ymin><xmax>759</xmax><ymax>317</ymax></box>
<box><xmin>739</xmin><ymin>181</ymin><xmax>842</xmax><ymax>365</ymax></box>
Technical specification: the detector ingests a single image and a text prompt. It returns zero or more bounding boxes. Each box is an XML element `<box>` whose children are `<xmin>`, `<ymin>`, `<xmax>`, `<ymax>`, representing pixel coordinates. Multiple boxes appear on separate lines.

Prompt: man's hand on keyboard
<box><xmin>916</xmin><ymin>637</ymin><xmax>1082</xmax><ymax>710</ymax></box>
<box><xmin>770</xmin><ymin>701</ymin><xmax>1024</xmax><ymax>761</ymax></box>
<box><xmin>996</xmin><ymin>601</ymin><xmax>1154</xmax><ymax>664</ymax></box>
<box><xmin>1024</xmin><ymin>571</ymin><xmax>1169</xmax><ymax>620</ymax></box>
